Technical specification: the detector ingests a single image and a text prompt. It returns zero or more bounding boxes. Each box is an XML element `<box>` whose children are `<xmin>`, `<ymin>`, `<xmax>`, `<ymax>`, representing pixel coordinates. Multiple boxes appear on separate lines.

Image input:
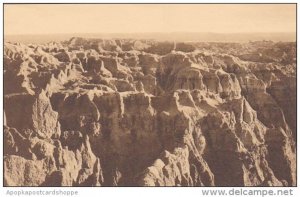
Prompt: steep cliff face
<box><xmin>4</xmin><ymin>39</ymin><xmax>296</xmax><ymax>186</ymax></box>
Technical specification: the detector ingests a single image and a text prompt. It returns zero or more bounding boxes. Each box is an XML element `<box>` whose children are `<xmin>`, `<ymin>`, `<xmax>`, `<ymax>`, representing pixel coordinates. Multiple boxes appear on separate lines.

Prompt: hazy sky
<box><xmin>4</xmin><ymin>4</ymin><xmax>296</xmax><ymax>35</ymax></box>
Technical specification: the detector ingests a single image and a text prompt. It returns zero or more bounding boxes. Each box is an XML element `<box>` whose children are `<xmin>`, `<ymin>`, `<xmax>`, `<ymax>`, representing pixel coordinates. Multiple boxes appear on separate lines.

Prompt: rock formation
<box><xmin>4</xmin><ymin>38</ymin><xmax>296</xmax><ymax>186</ymax></box>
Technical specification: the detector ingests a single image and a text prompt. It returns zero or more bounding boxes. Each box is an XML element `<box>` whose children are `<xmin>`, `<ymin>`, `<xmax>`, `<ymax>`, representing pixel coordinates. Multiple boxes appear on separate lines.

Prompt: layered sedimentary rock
<box><xmin>4</xmin><ymin>38</ymin><xmax>296</xmax><ymax>186</ymax></box>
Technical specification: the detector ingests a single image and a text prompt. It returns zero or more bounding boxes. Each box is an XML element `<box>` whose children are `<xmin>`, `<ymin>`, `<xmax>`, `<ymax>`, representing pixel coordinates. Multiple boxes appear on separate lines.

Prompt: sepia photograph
<box><xmin>2</xmin><ymin>2</ymin><xmax>297</xmax><ymax>190</ymax></box>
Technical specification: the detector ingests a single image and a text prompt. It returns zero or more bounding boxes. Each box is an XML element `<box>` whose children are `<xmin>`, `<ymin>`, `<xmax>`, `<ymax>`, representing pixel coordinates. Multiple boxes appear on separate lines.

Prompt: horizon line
<box><xmin>4</xmin><ymin>31</ymin><xmax>296</xmax><ymax>36</ymax></box>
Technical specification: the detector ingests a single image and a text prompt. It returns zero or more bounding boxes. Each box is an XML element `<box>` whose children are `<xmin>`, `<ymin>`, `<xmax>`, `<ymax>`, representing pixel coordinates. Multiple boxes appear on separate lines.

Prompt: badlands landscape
<box><xmin>3</xmin><ymin>38</ymin><xmax>296</xmax><ymax>186</ymax></box>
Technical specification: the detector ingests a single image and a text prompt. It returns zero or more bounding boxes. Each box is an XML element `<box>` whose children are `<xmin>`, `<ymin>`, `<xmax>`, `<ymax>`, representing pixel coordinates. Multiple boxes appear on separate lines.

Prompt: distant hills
<box><xmin>4</xmin><ymin>32</ymin><xmax>296</xmax><ymax>44</ymax></box>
